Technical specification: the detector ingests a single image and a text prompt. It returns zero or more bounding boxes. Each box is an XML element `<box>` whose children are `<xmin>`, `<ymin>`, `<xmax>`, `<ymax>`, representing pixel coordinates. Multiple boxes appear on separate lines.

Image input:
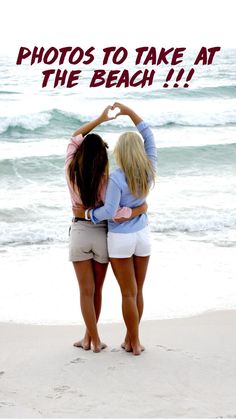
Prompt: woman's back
<box><xmin>91</xmin><ymin>120</ymin><xmax>157</xmax><ymax>232</ymax></box>
<box><xmin>65</xmin><ymin>134</ymin><xmax>107</xmax><ymax>208</ymax></box>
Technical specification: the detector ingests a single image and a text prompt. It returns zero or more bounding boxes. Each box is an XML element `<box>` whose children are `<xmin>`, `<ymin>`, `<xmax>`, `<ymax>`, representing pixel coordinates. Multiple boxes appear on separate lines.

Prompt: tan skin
<box><xmin>74</xmin><ymin>103</ymin><xmax>151</xmax><ymax>356</ymax></box>
<box><xmin>70</xmin><ymin>106</ymin><xmax>147</xmax><ymax>352</ymax></box>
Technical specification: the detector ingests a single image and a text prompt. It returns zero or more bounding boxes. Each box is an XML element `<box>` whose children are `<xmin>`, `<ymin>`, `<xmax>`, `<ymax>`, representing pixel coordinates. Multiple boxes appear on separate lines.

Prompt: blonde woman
<box><xmin>74</xmin><ymin>103</ymin><xmax>157</xmax><ymax>355</ymax></box>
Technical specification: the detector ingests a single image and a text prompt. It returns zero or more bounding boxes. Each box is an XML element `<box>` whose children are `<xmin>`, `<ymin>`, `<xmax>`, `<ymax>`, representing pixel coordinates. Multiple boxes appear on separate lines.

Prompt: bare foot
<box><xmin>121</xmin><ymin>342</ymin><xmax>132</xmax><ymax>352</ymax></box>
<box><xmin>92</xmin><ymin>342</ymin><xmax>107</xmax><ymax>353</ymax></box>
<box><xmin>73</xmin><ymin>338</ymin><xmax>91</xmax><ymax>350</ymax></box>
<box><xmin>121</xmin><ymin>339</ymin><xmax>145</xmax><ymax>352</ymax></box>
<box><xmin>132</xmin><ymin>344</ymin><xmax>142</xmax><ymax>356</ymax></box>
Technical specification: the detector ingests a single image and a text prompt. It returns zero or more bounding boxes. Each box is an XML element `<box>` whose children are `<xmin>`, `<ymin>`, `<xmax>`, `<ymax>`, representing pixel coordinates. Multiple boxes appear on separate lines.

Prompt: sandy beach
<box><xmin>0</xmin><ymin>310</ymin><xmax>236</xmax><ymax>418</ymax></box>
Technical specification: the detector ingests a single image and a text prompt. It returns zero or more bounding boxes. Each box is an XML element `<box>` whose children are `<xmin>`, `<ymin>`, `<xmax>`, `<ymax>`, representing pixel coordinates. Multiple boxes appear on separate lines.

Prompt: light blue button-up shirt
<box><xmin>91</xmin><ymin>121</ymin><xmax>157</xmax><ymax>233</ymax></box>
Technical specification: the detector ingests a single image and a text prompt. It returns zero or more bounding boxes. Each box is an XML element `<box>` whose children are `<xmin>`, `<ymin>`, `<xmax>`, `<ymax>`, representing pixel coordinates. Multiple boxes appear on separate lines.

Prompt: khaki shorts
<box><xmin>69</xmin><ymin>220</ymin><xmax>108</xmax><ymax>263</ymax></box>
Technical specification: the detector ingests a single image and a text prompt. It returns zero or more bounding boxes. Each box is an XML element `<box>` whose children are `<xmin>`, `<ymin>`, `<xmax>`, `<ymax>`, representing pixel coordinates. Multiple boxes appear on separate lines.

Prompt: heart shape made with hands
<box><xmin>108</xmin><ymin>107</ymin><xmax>120</xmax><ymax>119</ymax></box>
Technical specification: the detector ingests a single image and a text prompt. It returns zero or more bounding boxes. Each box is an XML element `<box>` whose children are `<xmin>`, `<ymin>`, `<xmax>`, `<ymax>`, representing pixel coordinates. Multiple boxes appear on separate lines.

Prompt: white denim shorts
<box><xmin>107</xmin><ymin>226</ymin><xmax>151</xmax><ymax>258</ymax></box>
<box><xmin>69</xmin><ymin>220</ymin><xmax>108</xmax><ymax>263</ymax></box>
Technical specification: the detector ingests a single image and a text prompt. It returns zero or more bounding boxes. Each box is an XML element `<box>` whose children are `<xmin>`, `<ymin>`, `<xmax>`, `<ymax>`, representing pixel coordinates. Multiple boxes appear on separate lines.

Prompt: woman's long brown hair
<box><xmin>67</xmin><ymin>133</ymin><xmax>109</xmax><ymax>207</ymax></box>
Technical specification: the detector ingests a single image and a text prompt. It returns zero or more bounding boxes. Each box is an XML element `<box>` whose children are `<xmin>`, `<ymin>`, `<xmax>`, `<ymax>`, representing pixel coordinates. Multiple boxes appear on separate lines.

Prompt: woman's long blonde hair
<box><xmin>114</xmin><ymin>131</ymin><xmax>156</xmax><ymax>197</ymax></box>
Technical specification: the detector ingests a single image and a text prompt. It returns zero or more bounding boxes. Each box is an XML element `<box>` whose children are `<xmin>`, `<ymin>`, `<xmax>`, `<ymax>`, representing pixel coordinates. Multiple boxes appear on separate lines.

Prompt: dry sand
<box><xmin>0</xmin><ymin>310</ymin><xmax>236</xmax><ymax>418</ymax></box>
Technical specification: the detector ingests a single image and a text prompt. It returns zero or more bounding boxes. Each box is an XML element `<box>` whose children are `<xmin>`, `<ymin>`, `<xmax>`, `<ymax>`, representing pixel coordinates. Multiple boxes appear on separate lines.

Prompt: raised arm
<box><xmin>72</xmin><ymin>105</ymin><xmax>115</xmax><ymax>137</ymax></box>
<box><xmin>112</xmin><ymin>102</ymin><xmax>157</xmax><ymax>169</ymax></box>
<box><xmin>66</xmin><ymin>105</ymin><xmax>119</xmax><ymax>169</ymax></box>
<box><xmin>111</xmin><ymin>102</ymin><xmax>142</xmax><ymax>125</ymax></box>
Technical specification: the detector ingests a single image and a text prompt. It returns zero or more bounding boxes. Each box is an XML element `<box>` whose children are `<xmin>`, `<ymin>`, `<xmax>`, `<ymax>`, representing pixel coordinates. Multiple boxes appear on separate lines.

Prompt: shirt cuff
<box><xmin>90</xmin><ymin>209</ymin><xmax>98</xmax><ymax>224</ymax></box>
<box><xmin>136</xmin><ymin>120</ymin><xmax>148</xmax><ymax>133</ymax></box>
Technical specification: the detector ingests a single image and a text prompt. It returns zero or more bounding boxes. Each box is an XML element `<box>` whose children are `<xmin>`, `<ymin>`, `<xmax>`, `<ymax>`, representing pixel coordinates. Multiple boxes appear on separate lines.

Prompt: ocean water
<box><xmin>0</xmin><ymin>49</ymin><xmax>236</xmax><ymax>324</ymax></box>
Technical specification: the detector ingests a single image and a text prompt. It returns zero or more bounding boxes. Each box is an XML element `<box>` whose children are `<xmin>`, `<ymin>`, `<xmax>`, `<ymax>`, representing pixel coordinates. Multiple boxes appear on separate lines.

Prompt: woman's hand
<box><xmin>73</xmin><ymin>205</ymin><xmax>86</xmax><ymax>218</ymax></box>
<box><xmin>111</xmin><ymin>102</ymin><xmax>132</xmax><ymax>117</ymax></box>
<box><xmin>111</xmin><ymin>102</ymin><xmax>142</xmax><ymax>125</ymax></box>
<box><xmin>113</xmin><ymin>202</ymin><xmax>148</xmax><ymax>222</ymax></box>
<box><xmin>72</xmin><ymin>105</ymin><xmax>118</xmax><ymax>137</ymax></box>
<box><xmin>98</xmin><ymin>105</ymin><xmax>119</xmax><ymax>124</ymax></box>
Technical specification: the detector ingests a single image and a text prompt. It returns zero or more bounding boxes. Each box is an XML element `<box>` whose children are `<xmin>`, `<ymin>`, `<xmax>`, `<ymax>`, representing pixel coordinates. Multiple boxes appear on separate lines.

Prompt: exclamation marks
<box><xmin>173</xmin><ymin>68</ymin><xmax>184</xmax><ymax>87</ymax></box>
<box><xmin>183</xmin><ymin>68</ymin><xmax>195</xmax><ymax>88</ymax></box>
<box><xmin>163</xmin><ymin>69</ymin><xmax>174</xmax><ymax>88</ymax></box>
<box><xmin>163</xmin><ymin>68</ymin><xmax>195</xmax><ymax>88</ymax></box>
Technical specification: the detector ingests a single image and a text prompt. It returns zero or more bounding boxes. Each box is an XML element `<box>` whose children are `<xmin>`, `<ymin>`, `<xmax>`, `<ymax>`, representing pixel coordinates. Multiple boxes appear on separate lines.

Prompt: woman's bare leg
<box><xmin>76</xmin><ymin>261</ymin><xmax>108</xmax><ymax>349</ymax></box>
<box><xmin>93</xmin><ymin>260</ymin><xmax>108</xmax><ymax>320</ymax></box>
<box><xmin>73</xmin><ymin>260</ymin><xmax>106</xmax><ymax>352</ymax></box>
<box><xmin>134</xmin><ymin>255</ymin><xmax>150</xmax><ymax>318</ymax></box>
<box><xmin>123</xmin><ymin>255</ymin><xmax>150</xmax><ymax>351</ymax></box>
<box><xmin>110</xmin><ymin>257</ymin><xmax>142</xmax><ymax>355</ymax></box>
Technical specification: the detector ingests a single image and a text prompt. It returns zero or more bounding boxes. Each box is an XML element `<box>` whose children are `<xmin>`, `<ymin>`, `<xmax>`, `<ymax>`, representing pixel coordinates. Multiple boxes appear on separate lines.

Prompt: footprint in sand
<box><xmin>156</xmin><ymin>344</ymin><xmax>201</xmax><ymax>360</ymax></box>
<box><xmin>216</xmin><ymin>416</ymin><xmax>236</xmax><ymax>419</ymax></box>
<box><xmin>52</xmin><ymin>385</ymin><xmax>71</xmax><ymax>399</ymax></box>
<box><xmin>69</xmin><ymin>357</ymin><xmax>86</xmax><ymax>364</ymax></box>
<box><xmin>54</xmin><ymin>385</ymin><xmax>70</xmax><ymax>392</ymax></box>
<box><xmin>46</xmin><ymin>385</ymin><xmax>72</xmax><ymax>400</ymax></box>
<box><xmin>156</xmin><ymin>344</ymin><xmax>177</xmax><ymax>352</ymax></box>
<box><xmin>0</xmin><ymin>401</ymin><xmax>15</xmax><ymax>407</ymax></box>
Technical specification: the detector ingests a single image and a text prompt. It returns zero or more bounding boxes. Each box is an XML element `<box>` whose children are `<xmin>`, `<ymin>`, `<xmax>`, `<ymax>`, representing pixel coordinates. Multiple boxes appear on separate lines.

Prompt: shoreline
<box><xmin>1</xmin><ymin>306</ymin><xmax>236</xmax><ymax>326</ymax></box>
<box><xmin>2</xmin><ymin>237</ymin><xmax>236</xmax><ymax>326</ymax></box>
<box><xmin>1</xmin><ymin>309</ymin><xmax>236</xmax><ymax>418</ymax></box>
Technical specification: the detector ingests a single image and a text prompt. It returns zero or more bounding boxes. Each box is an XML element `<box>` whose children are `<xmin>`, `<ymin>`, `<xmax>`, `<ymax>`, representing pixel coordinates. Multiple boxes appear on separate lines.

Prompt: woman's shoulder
<box><xmin>70</xmin><ymin>134</ymin><xmax>84</xmax><ymax>146</ymax></box>
<box><xmin>108</xmin><ymin>168</ymin><xmax>126</xmax><ymax>189</ymax></box>
<box><xmin>65</xmin><ymin>134</ymin><xmax>84</xmax><ymax>167</ymax></box>
<box><xmin>110</xmin><ymin>168</ymin><xmax>125</xmax><ymax>182</ymax></box>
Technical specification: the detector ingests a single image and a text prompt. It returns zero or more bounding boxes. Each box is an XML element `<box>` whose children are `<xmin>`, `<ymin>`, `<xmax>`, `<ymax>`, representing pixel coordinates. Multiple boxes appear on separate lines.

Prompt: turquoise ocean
<box><xmin>0</xmin><ymin>48</ymin><xmax>236</xmax><ymax>324</ymax></box>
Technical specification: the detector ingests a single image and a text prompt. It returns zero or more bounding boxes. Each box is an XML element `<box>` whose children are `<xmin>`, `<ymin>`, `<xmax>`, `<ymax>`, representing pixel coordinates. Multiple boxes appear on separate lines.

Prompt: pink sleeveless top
<box><xmin>65</xmin><ymin>134</ymin><xmax>131</xmax><ymax>218</ymax></box>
